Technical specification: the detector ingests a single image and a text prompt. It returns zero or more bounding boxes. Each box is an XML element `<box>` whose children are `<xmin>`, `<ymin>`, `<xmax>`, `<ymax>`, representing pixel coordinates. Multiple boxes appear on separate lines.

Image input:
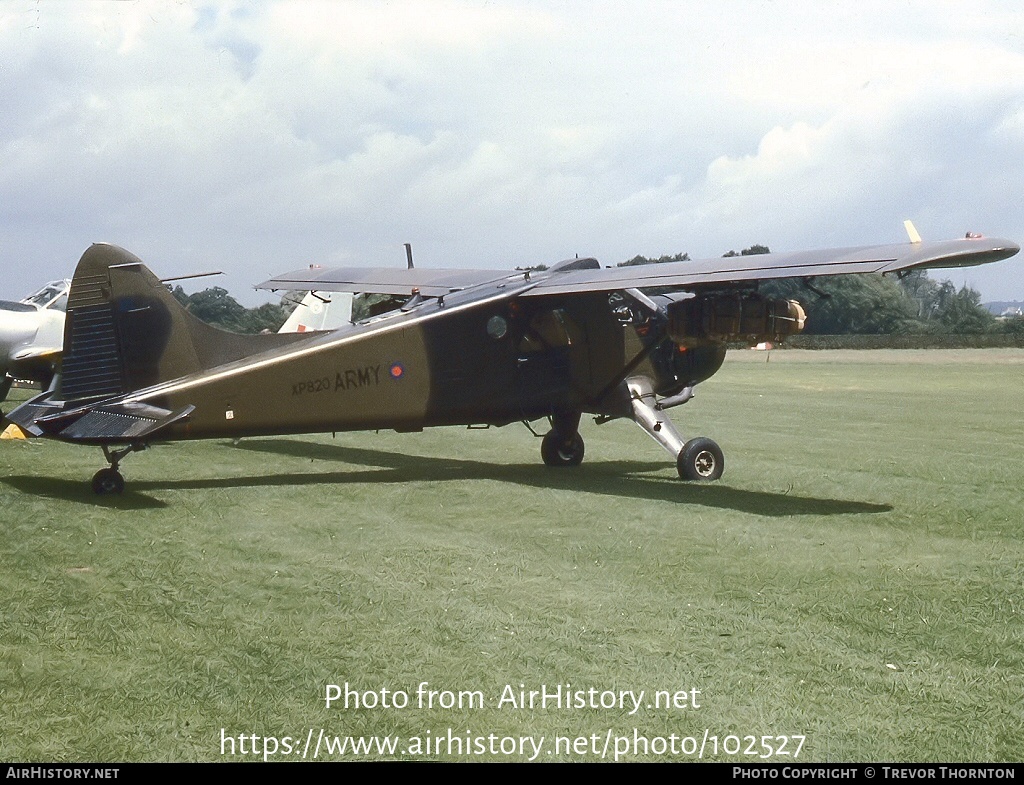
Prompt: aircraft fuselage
<box><xmin>125</xmin><ymin>288</ymin><xmax>724</xmax><ymax>441</ymax></box>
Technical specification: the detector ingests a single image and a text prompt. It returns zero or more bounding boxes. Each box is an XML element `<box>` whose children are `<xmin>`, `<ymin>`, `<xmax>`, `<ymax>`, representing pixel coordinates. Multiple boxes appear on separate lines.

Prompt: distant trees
<box><xmin>910</xmin><ymin>277</ymin><xmax>997</xmax><ymax>334</ymax></box>
<box><xmin>1003</xmin><ymin>315</ymin><xmax>1024</xmax><ymax>335</ymax></box>
<box><xmin>618</xmin><ymin>252</ymin><xmax>690</xmax><ymax>267</ymax></box>
<box><xmin>171</xmin><ymin>286</ymin><xmax>294</xmax><ymax>333</ymax></box>
<box><xmin>721</xmin><ymin>244</ymin><xmax>770</xmax><ymax>258</ymax></box>
<box><xmin>760</xmin><ymin>275</ymin><xmax>920</xmax><ymax>334</ymax></box>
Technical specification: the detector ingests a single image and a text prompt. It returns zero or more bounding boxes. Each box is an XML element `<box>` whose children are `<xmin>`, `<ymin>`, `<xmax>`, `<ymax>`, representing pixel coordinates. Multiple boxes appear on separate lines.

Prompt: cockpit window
<box><xmin>23</xmin><ymin>280</ymin><xmax>71</xmax><ymax>310</ymax></box>
<box><xmin>518</xmin><ymin>308</ymin><xmax>576</xmax><ymax>352</ymax></box>
<box><xmin>351</xmin><ymin>292</ymin><xmax>408</xmax><ymax>322</ymax></box>
<box><xmin>24</xmin><ymin>286</ymin><xmax>60</xmax><ymax>307</ymax></box>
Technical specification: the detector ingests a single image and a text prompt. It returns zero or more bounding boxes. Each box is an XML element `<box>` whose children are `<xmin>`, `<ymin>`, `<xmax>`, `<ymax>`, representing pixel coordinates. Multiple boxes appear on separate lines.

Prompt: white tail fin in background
<box><xmin>279</xmin><ymin>291</ymin><xmax>353</xmax><ymax>334</ymax></box>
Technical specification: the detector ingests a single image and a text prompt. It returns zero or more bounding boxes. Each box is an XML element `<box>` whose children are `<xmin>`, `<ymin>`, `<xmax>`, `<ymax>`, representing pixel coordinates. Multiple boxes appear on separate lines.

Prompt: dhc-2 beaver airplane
<box><xmin>4</xmin><ymin>228</ymin><xmax>1018</xmax><ymax>494</ymax></box>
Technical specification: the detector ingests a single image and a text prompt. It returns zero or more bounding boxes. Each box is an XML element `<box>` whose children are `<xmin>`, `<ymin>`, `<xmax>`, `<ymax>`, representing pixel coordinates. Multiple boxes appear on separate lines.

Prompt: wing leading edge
<box><xmin>521</xmin><ymin>235</ymin><xmax>1020</xmax><ymax>296</ymax></box>
<box><xmin>258</xmin><ymin>235</ymin><xmax>1018</xmax><ymax>299</ymax></box>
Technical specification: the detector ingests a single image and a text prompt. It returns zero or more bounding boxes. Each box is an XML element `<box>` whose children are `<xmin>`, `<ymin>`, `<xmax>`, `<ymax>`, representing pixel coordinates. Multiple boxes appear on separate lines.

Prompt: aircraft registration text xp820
<box><xmin>4</xmin><ymin>228</ymin><xmax>1018</xmax><ymax>494</ymax></box>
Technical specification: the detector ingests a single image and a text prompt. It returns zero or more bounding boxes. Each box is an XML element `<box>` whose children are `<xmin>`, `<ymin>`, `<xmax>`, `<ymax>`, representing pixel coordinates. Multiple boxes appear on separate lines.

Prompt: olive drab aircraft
<box><xmin>4</xmin><ymin>228</ymin><xmax>1018</xmax><ymax>494</ymax></box>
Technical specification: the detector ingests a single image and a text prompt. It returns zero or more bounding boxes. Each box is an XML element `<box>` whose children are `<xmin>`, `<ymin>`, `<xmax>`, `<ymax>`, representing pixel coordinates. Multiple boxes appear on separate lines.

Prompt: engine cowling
<box><xmin>667</xmin><ymin>293</ymin><xmax>806</xmax><ymax>348</ymax></box>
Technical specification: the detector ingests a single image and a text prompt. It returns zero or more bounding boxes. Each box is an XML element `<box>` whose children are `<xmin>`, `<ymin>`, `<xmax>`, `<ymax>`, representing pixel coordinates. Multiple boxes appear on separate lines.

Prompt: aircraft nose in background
<box><xmin>0</xmin><ymin>305</ymin><xmax>40</xmax><ymax>361</ymax></box>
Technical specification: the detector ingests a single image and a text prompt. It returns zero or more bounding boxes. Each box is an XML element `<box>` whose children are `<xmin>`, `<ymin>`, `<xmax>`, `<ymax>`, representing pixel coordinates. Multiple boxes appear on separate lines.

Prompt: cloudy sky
<box><xmin>2</xmin><ymin>0</ymin><xmax>1022</xmax><ymax>304</ymax></box>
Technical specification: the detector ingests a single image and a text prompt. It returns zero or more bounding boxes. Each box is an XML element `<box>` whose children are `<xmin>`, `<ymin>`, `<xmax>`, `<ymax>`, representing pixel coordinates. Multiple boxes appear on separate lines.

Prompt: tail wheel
<box><xmin>541</xmin><ymin>431</ymin><xmax>585</xmax><ymax>467</ymax></box>
<box><xmin>91</xmin><ymin>468</ymin><xmax>125</xmax><ymax>495</ymax></box>
<box><xmin>677</xmin><ymin>437</ymin><xmax>723</xmax><ymax>481</ymax></box>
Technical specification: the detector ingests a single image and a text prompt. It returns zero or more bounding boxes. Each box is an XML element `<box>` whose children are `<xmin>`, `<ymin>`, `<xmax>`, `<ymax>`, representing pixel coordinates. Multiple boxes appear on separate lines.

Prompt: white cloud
<box><xmin>0</xmin><ymin>0</ymin><xmax>1022</xmax><ymax>301</ymax></box>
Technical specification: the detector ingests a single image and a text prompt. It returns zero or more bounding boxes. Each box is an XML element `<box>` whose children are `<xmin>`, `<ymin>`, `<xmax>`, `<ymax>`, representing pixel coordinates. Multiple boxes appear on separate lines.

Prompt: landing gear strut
<box><xmin>91</xmin><ymin>442</ymin><xmax>146</xmax><ymax>495</ymax></box>
<box><xmin>541</xmin><ymin>410</ymin><xmax>585</xmax><ymax>467</ymax></box>
<box><xmin>626</xmin><ymin>376</ymin><xmax>724</xmax><ymax>481</ymax></box>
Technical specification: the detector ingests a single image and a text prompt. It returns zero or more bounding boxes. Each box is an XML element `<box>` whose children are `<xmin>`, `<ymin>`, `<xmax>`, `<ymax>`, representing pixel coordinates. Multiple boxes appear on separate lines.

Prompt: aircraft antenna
<box><xmin>404</xmin><ymin>243</ymin><xmax>415</xmax><ymax>269</ymax></box>
<box><xmin>159</xmin><ymin>271</ymin><xmax>224</xmax><ymax>283</ymax></box>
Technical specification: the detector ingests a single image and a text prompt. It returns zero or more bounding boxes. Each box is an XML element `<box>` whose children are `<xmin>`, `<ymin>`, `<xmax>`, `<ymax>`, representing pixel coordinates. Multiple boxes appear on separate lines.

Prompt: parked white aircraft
<box><xmin>0</xmin><ymin>279</ymin><xmax>70</xmax><ymax>400</ymax></box>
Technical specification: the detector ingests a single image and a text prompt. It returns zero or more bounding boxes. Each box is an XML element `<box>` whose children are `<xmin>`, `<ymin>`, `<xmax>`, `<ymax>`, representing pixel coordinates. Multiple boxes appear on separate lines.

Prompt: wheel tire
<box><xmin>91</xmin><ymin>468</ymin><xmax>125</xmax><ymax>495</ymax></box>
<box><xmin>541</xmin><ymin>431</ymin><xmax>585</xmax><ymax>467</ymax></box>
<box><xmin>677</xmin><ymin>437</ymin><xmax>724</xmax><ymax>481</ymax></box>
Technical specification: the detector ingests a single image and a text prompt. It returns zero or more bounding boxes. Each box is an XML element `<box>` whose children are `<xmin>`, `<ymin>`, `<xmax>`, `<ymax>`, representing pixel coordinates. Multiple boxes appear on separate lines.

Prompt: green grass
<box><xmin>1</xmin><ymin>349</ymin><xmax>1022</xmax><ymax>762</ymax></box>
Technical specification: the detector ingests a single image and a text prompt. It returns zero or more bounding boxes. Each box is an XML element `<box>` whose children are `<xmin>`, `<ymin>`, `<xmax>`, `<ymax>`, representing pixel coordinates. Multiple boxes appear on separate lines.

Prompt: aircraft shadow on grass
<box><xmin>2</xmin><ymin>439</ymin><xmax>892</xmax><ymax>516</ymax></box>
<box><xmin>2</xmin><ymin>475</ymin><xmax>168</xmax><ymax>509</ymax></box>
<box><xmin>211</xmin><ymin>439</ymin><xmax>891</xmax><ymax>517</ymax></box>
<box><xmin>0</xmin><ymin>438</ymin><xmax>892</xmax><ymax>519</ymax></box>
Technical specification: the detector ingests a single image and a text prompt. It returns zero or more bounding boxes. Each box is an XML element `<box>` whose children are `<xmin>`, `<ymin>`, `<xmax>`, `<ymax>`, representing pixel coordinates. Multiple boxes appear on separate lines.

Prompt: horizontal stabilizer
<box><xmin>33</xmin><ymin>401</ymin><xmax>195</xmax><ymax>443</ymax></box>
<box><xmin>3</xmin><ymin>391</ymin><xmax>64</xmax><ymax>437</ymax></box>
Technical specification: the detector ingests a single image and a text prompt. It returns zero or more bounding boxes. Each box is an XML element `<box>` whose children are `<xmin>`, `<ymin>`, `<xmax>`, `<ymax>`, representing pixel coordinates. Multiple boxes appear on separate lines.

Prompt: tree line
<box><xmin>171</xmin><ymin>286</ymin><xmax>294</xmax><ymax>334</ymax></box>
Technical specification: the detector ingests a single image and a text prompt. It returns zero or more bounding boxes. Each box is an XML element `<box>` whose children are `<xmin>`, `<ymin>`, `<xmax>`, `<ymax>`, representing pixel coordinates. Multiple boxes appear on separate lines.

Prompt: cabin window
<box><xmin>486</xmin><ymin>315</ymin><xmax>508</xmax><ymax>339</ymax></box>
<box><xmin>518</xmin><ymin>308</ymin><xmax>573</xmax><ymax>352</ymax></box>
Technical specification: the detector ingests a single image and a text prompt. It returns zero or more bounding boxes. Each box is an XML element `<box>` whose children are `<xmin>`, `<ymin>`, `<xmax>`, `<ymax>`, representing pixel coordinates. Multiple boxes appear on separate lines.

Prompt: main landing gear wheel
<box><xmin>677</xmin><ymin>437</ymin><xmax>724</xmax><ymax>481</ymax></box>
<box><xmin>541</xmin><ymin>431</ymin><xmax>585</xmax><ymax>467</ymax></box>
<box><xmin>91</xmin><ymin>467</ymin><xmax>125</xmax><ymax>495</ymax></box>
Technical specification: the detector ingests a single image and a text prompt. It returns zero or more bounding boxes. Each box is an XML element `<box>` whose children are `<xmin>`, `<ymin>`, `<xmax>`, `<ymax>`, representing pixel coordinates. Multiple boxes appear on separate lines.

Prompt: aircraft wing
<box><xmin>519</xmin><ymin>236</ymin><xmax>1020</xmax><ymax>297</ymax></box>
<box><xmin>258</xmin><ymin>267</ymin><xmax>512</xmax><ymax>297</ymax></box>
<box><xmin>257</xmin><ymin>236</ymin><xmax>1018</xmax><ymax>299</ymax></box>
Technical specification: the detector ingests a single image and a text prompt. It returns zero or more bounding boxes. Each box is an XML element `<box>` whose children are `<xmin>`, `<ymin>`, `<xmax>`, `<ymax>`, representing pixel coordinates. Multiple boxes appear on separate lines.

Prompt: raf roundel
<box><xmin>389</xmin><ymin>362</ymin><xmax>405</xmax><ymax>380</ymax></box>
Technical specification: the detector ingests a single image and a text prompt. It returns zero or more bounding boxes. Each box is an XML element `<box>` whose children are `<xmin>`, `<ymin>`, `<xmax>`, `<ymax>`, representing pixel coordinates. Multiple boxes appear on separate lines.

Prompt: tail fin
<box><xmin>278</xmin><ymin>290</ymin><xmax>354</xmax><ymax>333</ymax></box>
<box><xmin>58</xmin><ymin>244</ymin><xmax>311</xmax><ymax>403</ymax></box>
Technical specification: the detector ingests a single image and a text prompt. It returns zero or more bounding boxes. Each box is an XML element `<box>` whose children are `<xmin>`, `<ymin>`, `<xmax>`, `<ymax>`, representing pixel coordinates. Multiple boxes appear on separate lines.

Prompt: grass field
<box><xmin>1</xmin><ymin>349</ymin><xmax>1022</xmax><ymax>762</ymax></box>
